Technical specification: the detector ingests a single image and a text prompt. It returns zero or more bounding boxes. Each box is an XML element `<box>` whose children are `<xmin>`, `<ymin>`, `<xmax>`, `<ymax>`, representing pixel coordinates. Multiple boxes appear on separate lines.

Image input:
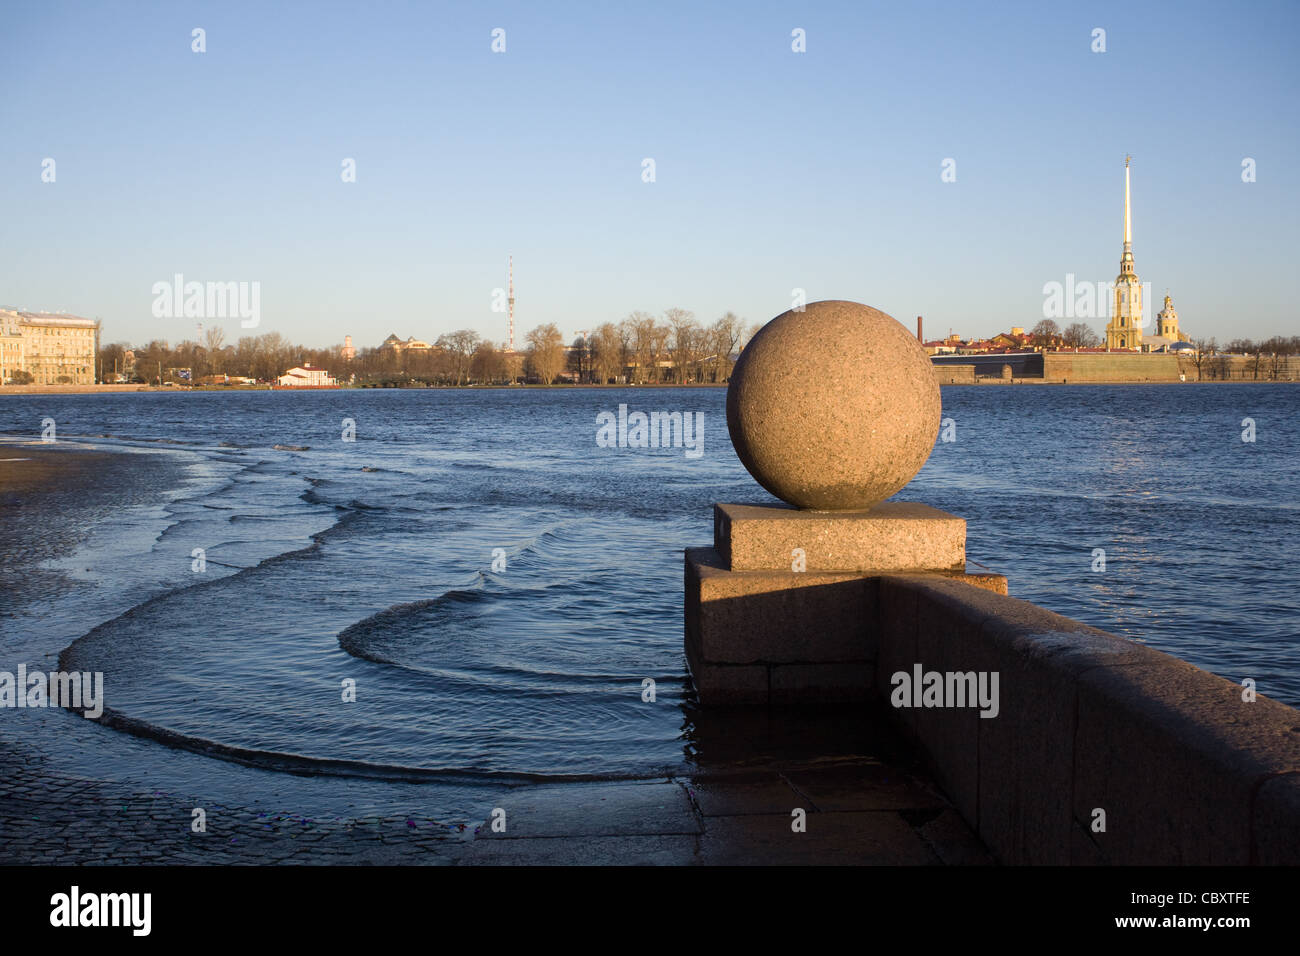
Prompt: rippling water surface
<box><xmin>1</xmin><ymin>385</ymin><xmax>1296</xmax><ymax>804</ymax></box>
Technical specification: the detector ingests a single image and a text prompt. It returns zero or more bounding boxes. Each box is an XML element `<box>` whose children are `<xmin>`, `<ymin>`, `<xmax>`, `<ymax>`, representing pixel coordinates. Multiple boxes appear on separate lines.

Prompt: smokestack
<box><xmin>916</xmin><ymin>316</ymin><xmax>923</xmax><ymax>342</ymax></box>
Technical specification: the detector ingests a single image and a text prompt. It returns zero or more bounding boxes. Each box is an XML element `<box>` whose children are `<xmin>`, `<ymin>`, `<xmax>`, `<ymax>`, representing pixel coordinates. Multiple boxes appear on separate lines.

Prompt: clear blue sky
<box><xmin>2</xmin><ymin>0</ymin><xmax>1296</xmax><ymax>348</ymax></box>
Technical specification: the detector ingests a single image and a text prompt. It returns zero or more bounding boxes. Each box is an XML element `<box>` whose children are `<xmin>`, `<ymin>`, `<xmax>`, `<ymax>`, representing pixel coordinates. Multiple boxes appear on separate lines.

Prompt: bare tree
<box><xmin>251</xmin><ymin>332</ymin><xmax>289</xmax><ymax>382</ymax></box>
<box><xmin>1250</xmin><ymin>343</ymin><xmax>1266</xmax><ymax>380</ymax></box>
<box><xmin>1262</xmin><ymin>336</ymin><xmax>1294</xmax><ymax>380</ymax></box>
<box><xmin>591</xmin><ymin>323</ymin><xmax>622</xmax><ymax>383</ymax></box>
<box><xmin>663</xmin><ymin>307</ymin><xmax>698</xmax><ymax>384</ymax></box>
<box><xmin>1061</xmin><ymin>322</ymin><xmax>1100</xmax><ymax>349</ymax></box>
<box><xmin>648</xmin><ymin>321</ymin><xmax>671</xmax><ymax>384</ymax></box>
<box><xmin>1190</xmin><ymin>338</ymin><xmax>1215</xmax><ymax>381</ymax></box>
<box><xmin>618</xmin><ymin>317</ymin><xmax>636</xmax><ymax>381</ymax></box>
<box><xmin>469</xmin><ymin>340</ymin><xmax>506</xmax><ymax>383</ymax></box>
<box><xmin>98</xmin><ymin>342</ymin><xmax>128</xmax><ymax>382</ymax></box>
<box><xmin>435</xmin><ymin>329</ymin><xmax>481</xmax><ymax>385</ymax></box>
<box><xmin>625</xmin><ymin>312</ymin><xmax>657</xmax><ymax>383</ymax></box>
<box><xmin>1031</xmin><ymin>319</ymin><xmax>1061</xmax><ymax>351</ymax></box>
<box><xmin>203</xmin><ymin>327</ymin><xmax>226</xmax><ymax>373</ymax></box>
<box><xmin>567</xmin><ymin>335</ymin><xmax>592</xmax><ymax>382</ymax></box>
<box><xmin>525</xmin><ymin>323</ymin><xmax>565</xmax><ymax>384</ymax></box>
<box><xmin>708</xmin><ymin>312</ymin><xmax>743</xmax><ymax>382</ymax></box>
<box><xmin>503</xmin><ymin>350</ymin><xmax>525</xmax><ymax>384</ymax></box>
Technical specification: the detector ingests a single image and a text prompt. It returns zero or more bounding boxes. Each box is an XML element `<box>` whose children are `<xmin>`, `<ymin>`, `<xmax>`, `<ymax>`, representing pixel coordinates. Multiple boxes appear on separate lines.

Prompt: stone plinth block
<box><xmin>715</xmin><ymin>501</ymin><xmax>966</xmax><ymax>572</ymax></box>
<box><xmin>686</xmin><ymin>547</ymin><xmax>875</xmax><ymax>667</ymax></box>
<box><xmin>685</xmin><ymin>546</ymin><xmax>875</xmax><ymax>707</ymax></box>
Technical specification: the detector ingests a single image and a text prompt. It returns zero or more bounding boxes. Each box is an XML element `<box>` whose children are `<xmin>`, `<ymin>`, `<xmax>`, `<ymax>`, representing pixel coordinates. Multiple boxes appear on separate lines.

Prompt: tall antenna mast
<box><xmin>508</xmin><ymin>255</ymin><xmax>515</xmax><ymax>351</ymax></box>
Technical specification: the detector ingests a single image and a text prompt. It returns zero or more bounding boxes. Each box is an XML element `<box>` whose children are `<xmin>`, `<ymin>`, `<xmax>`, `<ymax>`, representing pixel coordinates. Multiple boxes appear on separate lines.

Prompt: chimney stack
<box><xmin>916</xmin><ymin>316</ymin><xmax>923</xmax><ymax>343</ymax></box>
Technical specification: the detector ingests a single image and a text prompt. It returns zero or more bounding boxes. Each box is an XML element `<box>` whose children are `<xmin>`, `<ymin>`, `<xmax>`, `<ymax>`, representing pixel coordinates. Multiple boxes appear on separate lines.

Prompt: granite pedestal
<box><xmin>686</xmin><ymin>502</ymin><xmax>1006</xmax><ymax>706</ymax></box>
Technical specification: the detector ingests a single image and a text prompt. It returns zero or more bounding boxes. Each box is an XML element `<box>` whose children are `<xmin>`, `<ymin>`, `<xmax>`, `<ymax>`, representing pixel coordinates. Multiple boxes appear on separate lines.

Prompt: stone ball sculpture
<box><xmin>725</xmin><ymin>300</ymin><xmax>941</xmax><ymax>510</ymax></box>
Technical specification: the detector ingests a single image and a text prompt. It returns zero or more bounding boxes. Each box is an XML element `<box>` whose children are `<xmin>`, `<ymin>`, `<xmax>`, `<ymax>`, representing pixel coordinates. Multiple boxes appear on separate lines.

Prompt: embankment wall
<box><xmin>872</xmin><ymin>576</ymin><xmax>1300</xmax><ymax>865</ymax></box>
<box><xmin>933</xmin><ymin>365</ymin><xmax>976</xmax><ymax>385</ymax></box>
<box><xmin>1042</xmin><ymin>353</ymin><xmax>1180</xmax><ymax>383</ymax></box>
<box><xmin>1178</xmin><ymin>354</ymin><xmax>1300</xmax><ymax>382</ymax></box>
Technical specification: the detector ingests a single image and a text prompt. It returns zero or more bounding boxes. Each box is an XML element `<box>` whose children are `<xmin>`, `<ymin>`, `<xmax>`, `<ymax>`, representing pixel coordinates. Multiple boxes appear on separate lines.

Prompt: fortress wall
<box><xmin>933</xmin><ymin>365</ymin><xmax>976</xmax><ymax>385</ymax></box>
<box><xmin>1042</xmin><ymin>352</ymin><xmax>1180</xmax><ymax>382</ymax></box>
<box><xmin>1178</xmin><ymin>354</ymin><xmax>1300</xmax><ymax>381</ymax></box>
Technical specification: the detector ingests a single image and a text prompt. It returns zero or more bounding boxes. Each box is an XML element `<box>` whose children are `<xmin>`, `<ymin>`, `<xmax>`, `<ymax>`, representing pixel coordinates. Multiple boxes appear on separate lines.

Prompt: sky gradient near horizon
<box><xmin>2</xmin><ymin>0</ymin><xmax>1297</xmax><ymax>348</ymax></box>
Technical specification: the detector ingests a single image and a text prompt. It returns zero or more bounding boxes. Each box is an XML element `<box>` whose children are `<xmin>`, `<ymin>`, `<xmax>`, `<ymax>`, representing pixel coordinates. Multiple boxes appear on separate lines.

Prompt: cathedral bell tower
<box><xmin>1106</xmin><ymin>157</ymin><xmax>1143</xmax><ymax>350</ymax></box>
<box><xmin>1156</xmin><ymin>294</ymin><xmax>1180</xmax><ymax>340</ymax></box>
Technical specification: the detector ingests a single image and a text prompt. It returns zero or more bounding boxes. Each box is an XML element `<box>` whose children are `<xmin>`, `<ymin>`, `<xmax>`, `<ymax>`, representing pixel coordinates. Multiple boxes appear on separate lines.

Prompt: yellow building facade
<box><xmin>0</xmin><ymin>310</ymin><xmax>100</xmax><ymax>384</ymax></box>
<box><xmin>0</xmin><ymin>311</ymin><xmax>22</xmax><ymax>383</ymax></box>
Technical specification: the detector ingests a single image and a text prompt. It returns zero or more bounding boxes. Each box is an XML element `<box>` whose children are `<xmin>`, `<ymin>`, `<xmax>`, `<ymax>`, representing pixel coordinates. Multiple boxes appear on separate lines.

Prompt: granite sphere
<box><xmin>725</xmin><ymin>300</ymin><xmax>941</xmax><ymax>510</ymax></box>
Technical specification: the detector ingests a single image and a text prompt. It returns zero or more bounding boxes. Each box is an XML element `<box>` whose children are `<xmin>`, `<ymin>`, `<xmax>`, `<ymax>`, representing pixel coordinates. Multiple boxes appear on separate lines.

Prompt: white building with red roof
<box><xmin>276</xmin><ymin>365</ymin><xmax>337</xmax><ymax>387</ymax></box>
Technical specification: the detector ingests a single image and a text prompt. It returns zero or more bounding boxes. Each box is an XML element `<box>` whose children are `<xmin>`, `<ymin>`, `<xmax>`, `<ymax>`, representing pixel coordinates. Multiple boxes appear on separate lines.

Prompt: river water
<box><xmin>1</xmin><ymin>384</ymin><xmax>1295</xmax><ymax>816</ymax></box>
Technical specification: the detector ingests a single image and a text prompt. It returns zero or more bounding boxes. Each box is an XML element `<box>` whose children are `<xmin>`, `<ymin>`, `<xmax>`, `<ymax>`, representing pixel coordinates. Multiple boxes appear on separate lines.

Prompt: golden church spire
<box><xmin>1106</xmin><ymin>156</ymin><xmax>1143</xmax><ymax>350</ymax></box>
<box><xmin>1124</xmin><ymin>155</ymin><xmax>1131</xmax><ymax>247</ymax></box>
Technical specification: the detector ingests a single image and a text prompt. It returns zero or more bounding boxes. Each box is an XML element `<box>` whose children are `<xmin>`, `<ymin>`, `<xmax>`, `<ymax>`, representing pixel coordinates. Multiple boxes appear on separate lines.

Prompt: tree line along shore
<box><xmin>82</xmin><ymin>312</ymin><xmax>759</xmax><ymax>389</ymax></box>
<box><xmin>7</xmin><ymin>313</ymin><xmax>1298</xmax><ymax>391</ymax></box>
<box><xmin>4</xmin><ymin>369</ymin><xmax>1297</xmax><ymax>395</ymax></box>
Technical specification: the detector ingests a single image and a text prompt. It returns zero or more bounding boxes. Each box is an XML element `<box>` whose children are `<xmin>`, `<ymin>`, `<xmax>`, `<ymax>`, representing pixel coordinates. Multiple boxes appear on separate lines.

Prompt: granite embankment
<box><xmin>686</xmin><ymin>508</ymin><xmax>1300</xmax><ymax>864</ymax></box>
<box><xmin>872</xmin><ymin>576</ymin><xmax>1300</xmax><ymax>865</ymax></box>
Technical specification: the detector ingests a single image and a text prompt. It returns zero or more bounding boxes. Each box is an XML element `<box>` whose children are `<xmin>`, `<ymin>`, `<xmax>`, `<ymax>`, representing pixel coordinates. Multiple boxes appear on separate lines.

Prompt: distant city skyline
<box><xmin>2</xmin><ymin>1</ymin><xmax>1297</xmax><ymax>346</ymax></box>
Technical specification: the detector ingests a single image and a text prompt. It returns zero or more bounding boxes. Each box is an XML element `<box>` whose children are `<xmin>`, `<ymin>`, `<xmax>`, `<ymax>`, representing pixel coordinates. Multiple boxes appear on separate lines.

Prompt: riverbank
<box><xmin>4</xmin><ymin>379</ymin><xmax>1294</xmax><ymax>396</ymax></box>
<box><xmin>1</xmin><ymin>384</ymin><xmax>156</xmax><ymax>394</ymax></box>
<box><xmin>1</xmin><ymin>442</ymin><xmax>120</xmax><ymax>493</ymax></box>
<box><xmin>1</xmin><ymin>443</ymin><xmax>193</xmax><ymax>616</ymax></box>
<box><xmin>0</xmin><ymin>383</ymin><xmax>732</xmax><ymax>394</ymax></box>
<box><xmin>947</xmin><ymin>378</ymin><xmax>1298</xmax><ymax>386</ymax></box>
<box><xmin>0</xmin><ymin>442</ymin><xmax>990</xmax><ymax>865</ymax></box>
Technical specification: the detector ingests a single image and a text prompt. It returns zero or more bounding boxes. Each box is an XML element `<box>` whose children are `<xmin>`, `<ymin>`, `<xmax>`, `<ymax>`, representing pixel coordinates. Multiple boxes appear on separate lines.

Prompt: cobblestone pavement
<box><xmin>0</xmin><ymin>756</ymin><xmax>472</xmax><ymax>865</ymax></box>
